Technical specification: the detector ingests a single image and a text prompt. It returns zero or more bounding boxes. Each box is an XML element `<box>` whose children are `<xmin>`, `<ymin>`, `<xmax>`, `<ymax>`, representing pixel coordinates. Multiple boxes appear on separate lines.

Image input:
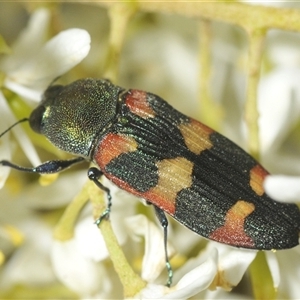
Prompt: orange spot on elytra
<box><xmin>250</xmin><ymin>165</ymin><xmax>269</xmax><ymax>196</ymax></box>
<box><xmin>178</xmin><ymin>119</ymin><xmax>213</xmax><ymax>155</ymax></box>
<box><xmin>125</xmin><ymin>90</ymin><xmax>156</xmax><ymax>118</ymax></box>
<box><xmin>102</xmin><ymin>157</ymin><xmax>194</xmax><ymax>216</ymax></box>
<box><xmin>209</xmin><ymin>200</ymin><xmax>255</xmax><ymax>248</ymax></box>
<box><xmin>143</xmin><ymin>157</ymin><xmax>194</xmax><ymax>215</ymax></box>
<box><xmin>95</xmin><ymin>133</ymin><xmax>138</xmax><ymax>168</ymax></box>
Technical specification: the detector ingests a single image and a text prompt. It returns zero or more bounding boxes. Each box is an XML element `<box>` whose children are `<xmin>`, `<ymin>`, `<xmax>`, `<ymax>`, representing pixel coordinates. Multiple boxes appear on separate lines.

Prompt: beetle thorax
<box><xmin>29</xmin><ymin>79</ymin><xmax>124</xmax><ymax>158</ymax></box>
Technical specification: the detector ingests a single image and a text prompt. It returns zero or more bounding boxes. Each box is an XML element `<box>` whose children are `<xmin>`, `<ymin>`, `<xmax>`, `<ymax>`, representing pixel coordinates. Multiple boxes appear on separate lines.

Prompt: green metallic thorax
<box><xmin>29</xmin><ymin>78</ymin><xmax>124</xmax><ymax>158</ymax></box>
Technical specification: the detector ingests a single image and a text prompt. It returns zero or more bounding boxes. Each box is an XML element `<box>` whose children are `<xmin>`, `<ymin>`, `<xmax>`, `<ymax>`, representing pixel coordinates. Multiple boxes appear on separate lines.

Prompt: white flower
<box><xmin>275</xmin><ymin>247</ymin><xmax>300</xmax><ymax>299</ymax></box>
<box><xmin>0</xmin><ymin>169</ymin><xmax>88</xmax><ymax>292</ymax></box>
<box><xmin>258</xmin><ymin>63</ymin><xmax>300</xmax><ymax>228</ymax></box>
<box><xmin>51</xmin><ymin>178</ymin><xmax>138</xmax><ymax>298</ymax></box>
<box><xmin>0</xmin><ymin>6</ymin><xmax>93</xmax><ymax>297</ymax></box>
<box><xmin>264</xmin><ymin>175</ymin><xmax>300</xmax><ymax>202</ymax></box>
<box><xmin>201</xmin><ymin>20</ymin><xmax>300</xmax><ymax>299</ymax></box>
<box><xmin>0</xmin><ymin>8</ymin><xmax>91</xmax><ymax>188</ymax></box>
<box><xmin>125</xmin><ymin>214</ymin><xmax>176</xmax><ymax>283</ymax></box>
<box><xmin>1</xmin><ymin>4</ymin><xmax>299</xmax><ymax>299</ymax></box>
<box><xmin>258</xmin><ymin>68</ymin><xmax>300</xmax><ymax>167</ymax></box>
<box><xmin>1</xmin><ymin>8</ymin><xmax>91</xmax><ymax>100</ymax></box>
<box><xmin>125</xmin><ymin>215</ymin><xmax>256</xmax><ymax>299</ymax></box>
<box><xmin>0</xmin><ymin>218</ymin><xmax>55</xmax><ymax>290</ymax></box>
<box><xmin>52</xmin><ymin>239</ymin><xmax>112</xmax><ymax>299</ymax></box>
<box><xmin>245</xmin><ymin>31</ymin><xmax>300</xmax><ymax>298</ymax></box>
<box><xmin>137</xmin><ymin>251</ymin><xmax>218</xmax><ymax>300</ymax></box>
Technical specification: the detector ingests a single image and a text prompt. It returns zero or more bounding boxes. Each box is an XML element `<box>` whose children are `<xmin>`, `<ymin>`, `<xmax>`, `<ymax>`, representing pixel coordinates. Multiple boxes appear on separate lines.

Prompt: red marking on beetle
<box><xmin>144</xmin><ymin>157</ymin><xmax>193</xmax><ymax>215</ymax></box>
<box><xmin>95</xmin><ymin>133</ymin><xmax>138</xmax><ymax>168</ymax></box>
<box><xmin>143</xmin><ymin>191</ymin><xmax>176</xmax><ymax>215</ymax></box>
<box><xmin>250</xmin><ymin>165</ymin><xmax>269</xmax><ymax>196</ymax></box>
<box><xmin>179</xmin><ymin>119</ymin><xmax>213</xmax><ymax>155</ymax></box>
<box><xmin>104</xmin><ymin>173</ymin><xmax>177</xmax><ymax>215</ymax></box>
<box><xmin>103</xmin><ymin>157</ymin><xmax>193</xmax><ymax>215</ymax></box>
<box><xmin>209</xmin><ymin>200</ymin><xmax>255</xmax><ymax>248</ymax></box>
<box><xmin>125</xmin><ymin>90</ymin><xmax>156</xmax><ymax>118</ymax></box>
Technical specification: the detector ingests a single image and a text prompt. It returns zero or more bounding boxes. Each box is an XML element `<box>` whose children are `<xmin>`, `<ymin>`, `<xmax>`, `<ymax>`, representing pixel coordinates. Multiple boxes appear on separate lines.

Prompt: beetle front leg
<box><xmin>0</xmin><ymin>157</ymin><xmax>85</xmax><ymax>174</ymax></box>
<box><xmin>87</xmin><ymin>167</ymin><xmax>112</xmax><ymax>226</ymax></box>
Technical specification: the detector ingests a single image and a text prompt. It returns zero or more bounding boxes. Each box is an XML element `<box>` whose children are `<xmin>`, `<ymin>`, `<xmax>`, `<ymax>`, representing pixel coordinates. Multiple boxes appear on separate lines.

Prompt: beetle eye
<box><xmin>29</xmin><ymin>105</ymin><xmax>46</xmax><ymax>134</ymax></box>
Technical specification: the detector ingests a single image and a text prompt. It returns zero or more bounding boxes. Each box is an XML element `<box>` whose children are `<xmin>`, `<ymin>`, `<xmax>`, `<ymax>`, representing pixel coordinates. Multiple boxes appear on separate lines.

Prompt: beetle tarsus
<box><xmin>94</xmin><ymin>208</ymin><xmax>111</xmax><ymax>227</ymax></box>
<box><xmin>88</xmin><ymin>167</ymin><xmax>112</xmax><ymax>224</ymax></box>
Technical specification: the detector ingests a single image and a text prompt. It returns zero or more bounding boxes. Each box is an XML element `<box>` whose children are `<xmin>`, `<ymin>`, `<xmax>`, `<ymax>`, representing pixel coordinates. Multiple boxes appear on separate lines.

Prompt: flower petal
<box><xmin>136</xmin><ymin>249</ymin><xmax>218</xmax><ymax>299</ymax></box>
<box><xmin>0</xmin><ymin>218</ymin><xmax>55</xmax><ymax>290</ymax></box>
<box><xmin>24</xmin><ymin>170</ymin><xmax>87</xmax><ymax>209</ymax></box>
<box><xmin>75</xmin><ymin>215</ymin><xmax>109</xmax><ymax>261</ymax></box>
<box><xmin>0</xmin><ymin>8</ymin><xmax>50</xmax><ymax>72</ymax></box>
<box><xmin>125</xmin><ymin>214</ymin><xmax>175</xmax><ymax>282</ymax></box>
<box><xmin>265</xmin><ymin>251</ymin><xmax>280</xmax><ymax>288</ymax></box>
<box><xmin>258</xmin><ymin>68</ymin><xmax>300</xmax><ymax>153</ymax></box>
<box><xmin>167</xmin><ymin>249</ymin><xmax>218</xmax><ymax>299</ymax></box>
<box><xmin>73</xmin><ymin>178</ymin><xmax>137</xmax><ymax>262</ymax></box>
<box><xmin>3</xmin><ymin>81</ymin><xmax>43</xmax><ymax>101</ymax></box>
<box><xmin>174</xmin><ymin>242</ymin><xmax>256</xmax><ymax>293</ymax></box>
<box><xmin>210</xmin><ymin>243</ymin><xmax>257</xmax><ymax>287</ymax></box>
<box><xmin>264</xmin><ymin>175</ymin><xmax>300</xmax><ymax>202</ymax></box>
<box><xmin>0</xmin><ymin>93</ymin><xmax>13</xmax><ymax>188</ymax></box>
<box><xmin>6</xmin><ymin>28</ymin><xmax>91</xmax><ymax>93</ymax></box>
<box><xmin>51</xmin><ymin>239</ymin><xmax>112</xmax><ymax>297</ymax></box>
<box><xmin>0</xmin><ymin>91</ymin><xmax>41</xmax><ymax>187</ymax></box>
<box><xmin>276</xmin><ymin>249</ymin><xmax>300</xmax><ymax>299</ymax></box>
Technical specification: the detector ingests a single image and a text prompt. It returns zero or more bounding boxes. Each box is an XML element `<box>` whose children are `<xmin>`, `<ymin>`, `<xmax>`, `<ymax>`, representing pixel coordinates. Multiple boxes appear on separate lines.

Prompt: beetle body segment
<box><xmin>29</xmin><ymin>79</ymin><xmax>300</xmax><ymax>251</ymax></box>
<box><xmin>29</xmin><ymin>79</ymin><xmax>124</xmax><ymax>157</ymax></box>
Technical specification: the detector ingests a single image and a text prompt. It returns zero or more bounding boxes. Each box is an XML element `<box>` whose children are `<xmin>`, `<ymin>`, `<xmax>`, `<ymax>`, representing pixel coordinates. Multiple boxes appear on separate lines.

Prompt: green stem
<box><xmin>245</xmin><ymin>29</ymin><xmax>266</xmax><ymax>159</ymax></box>
<box><xmin>53</xmin><ymin>181</ymin><xmax>90</xmax><ymax>240</ymax></box>
<box><xmin>98</xmin><ymin>2</ymin><xmax>300</xmax><ymax>32</ymax></box>
<box><xmin>198</xmin><ymin>18</ymin><xmax>223</xmax><ymax>130</ymax></box>
<box><xmin>250</xmin><ymin>251</ymin><xmax>276</xmax><ymax>300</ymax></box>
<box><xmin>87</xmin><ymin>180</ymin><xmax>146</xmax><ymax>298</ymax></box>
<box><xmin>103</xmin><ymin>3</ymin><xmax>137</xmax><ymax>82</ymax></box>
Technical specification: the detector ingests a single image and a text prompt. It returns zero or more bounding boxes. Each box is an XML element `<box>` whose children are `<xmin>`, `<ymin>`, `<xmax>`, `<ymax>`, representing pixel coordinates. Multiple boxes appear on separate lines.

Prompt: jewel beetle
<box><xmin>1</xmin><ymin>78</ymin><xmax>300</xmax><ymax>286</ymax></box>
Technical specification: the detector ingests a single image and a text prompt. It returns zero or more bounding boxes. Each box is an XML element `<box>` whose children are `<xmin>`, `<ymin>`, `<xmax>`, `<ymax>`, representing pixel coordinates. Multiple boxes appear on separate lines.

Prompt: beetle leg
<box><xmin>87</xmin><ymin>167</ymin><xmax>112</xmax><ymax>225</ymax></box>
<box><xmin>0</xmin><ymin>157</ymin><xmax>85</xmax><ymax>174</ymax></box>
<box><xmin>154</xmin><ymin>205</ymin><xmax>173</xmax><ymax>287</ymax></box>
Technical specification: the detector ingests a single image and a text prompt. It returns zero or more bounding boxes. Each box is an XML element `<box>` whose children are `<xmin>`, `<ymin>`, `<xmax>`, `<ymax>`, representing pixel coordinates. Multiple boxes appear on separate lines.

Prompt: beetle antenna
<box><xmin>0</xmin><ymin>118</ymin><xmax>29</xmax><ymax>138</ymax></box>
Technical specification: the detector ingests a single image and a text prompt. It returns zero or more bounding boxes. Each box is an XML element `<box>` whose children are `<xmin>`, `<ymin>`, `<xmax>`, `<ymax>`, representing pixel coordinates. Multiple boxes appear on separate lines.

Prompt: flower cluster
<box><xmin>0</xmin><ymin>4</ymin><xmax>299</xmax><ymax>299</ymax></box>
